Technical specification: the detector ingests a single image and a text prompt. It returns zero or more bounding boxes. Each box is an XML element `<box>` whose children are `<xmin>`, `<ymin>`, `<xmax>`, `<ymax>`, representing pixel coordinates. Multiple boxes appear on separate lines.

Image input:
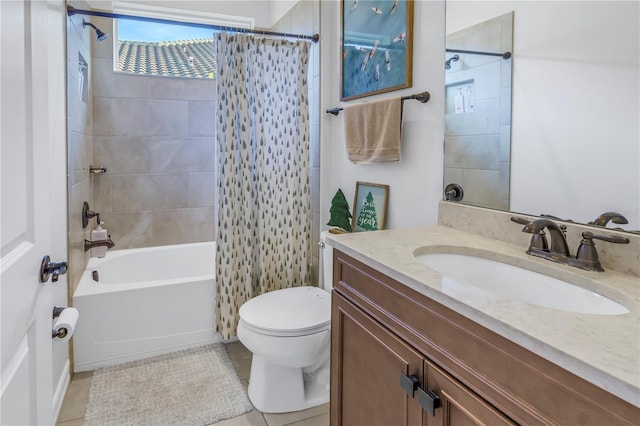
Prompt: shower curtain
<box><xmin>215</xmin><ymin>32</ymin><xmax>312</xmax><ymax>339</ymax></box>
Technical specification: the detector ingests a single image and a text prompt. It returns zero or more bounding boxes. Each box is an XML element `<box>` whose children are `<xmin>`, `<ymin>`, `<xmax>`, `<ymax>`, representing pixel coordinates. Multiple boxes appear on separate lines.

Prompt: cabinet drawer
<box><xmin>333</xmin><ymin>249</ymin><xmax>639</xmax><ymax>425</ymax></box>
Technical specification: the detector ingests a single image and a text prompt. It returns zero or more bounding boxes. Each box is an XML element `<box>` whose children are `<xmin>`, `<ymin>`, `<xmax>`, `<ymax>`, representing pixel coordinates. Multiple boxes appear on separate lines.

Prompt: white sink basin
<box><xmin>415</xmin><ymin>253</ymin><xmax>629</xmax><ymax>315</ymax></box>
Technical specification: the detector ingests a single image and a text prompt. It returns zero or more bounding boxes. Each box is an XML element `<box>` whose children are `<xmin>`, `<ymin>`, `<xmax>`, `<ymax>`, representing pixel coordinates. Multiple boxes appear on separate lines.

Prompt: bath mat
<box><xmin>83</xmin><ymin>344</ymin><xmax>252</xmax><ymax>426</ymax></box>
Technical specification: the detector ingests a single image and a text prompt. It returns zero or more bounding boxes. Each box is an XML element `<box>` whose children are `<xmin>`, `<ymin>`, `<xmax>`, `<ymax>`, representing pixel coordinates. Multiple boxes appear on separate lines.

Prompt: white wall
<box><xmin>320</xmin><ymin>0</ymin><xmax>446</xmax><ymax>231</ymax></box>
<box><xmin>447</xmin><ymin>1</ymin><xmax>640</xmax><ymax>229</ymax></box>
<box><xmin>88</xmin><ymin>0</ymin><xmax>279</xmax><ymax>28</ymax></box>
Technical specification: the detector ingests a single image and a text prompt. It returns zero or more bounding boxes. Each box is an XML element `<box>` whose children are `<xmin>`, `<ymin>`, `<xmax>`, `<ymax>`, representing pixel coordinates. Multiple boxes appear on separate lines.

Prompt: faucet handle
<box><xmin>510</xmin><ymin>217</ymin><xmax>549</xmax><ymax>252</ymax></box>
<box><xmin>572</xmin><ymin>231</ymin><xmax>630</xmax><ymax>272</ymax></box>
<box><xmin>510</xmin><ymin>216</ymin><xmax>530</xmax><ymax>226</ymax></box>
<box><xmin>583</xmin><ymin>231</ymin><xmax>630</xmax><ymax>245</ymax></box>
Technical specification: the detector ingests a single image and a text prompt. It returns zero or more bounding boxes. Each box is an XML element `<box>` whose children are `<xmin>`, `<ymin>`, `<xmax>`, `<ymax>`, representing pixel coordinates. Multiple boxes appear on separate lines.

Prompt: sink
<box><xmin>415</xmin><ymin>253</ymin><xmax>629</xmax><ymax>315</ymax></box>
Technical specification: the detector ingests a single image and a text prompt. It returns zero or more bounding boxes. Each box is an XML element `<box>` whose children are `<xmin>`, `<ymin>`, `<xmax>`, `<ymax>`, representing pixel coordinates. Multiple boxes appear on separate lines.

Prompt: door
<box><xmin>422</xmin><ymin>359</ymin><xmax>515</xmax><ymax>426</ymax></box>
<box><xmin>331</xmin><ymin>292</ymin><xmax>424</xmax><ymax>426</ymax></box>
<box><xmin>1</xmin><ymin>0</ymin><xmax>66</xmax><ymax>424</ymax></box>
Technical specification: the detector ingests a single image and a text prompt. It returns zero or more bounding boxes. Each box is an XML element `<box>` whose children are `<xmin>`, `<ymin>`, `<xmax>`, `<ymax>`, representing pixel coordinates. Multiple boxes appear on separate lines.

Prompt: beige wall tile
<box><xmin>91</xmin><ymin>174</ymin><xmax>111</xmax><ymax>214</ymax></box>
<box><xmin>188</xmin><ymin>101</ymin><xmax>215</xmax><ymax>136</ymax></box>
<box><xmin>188</xmin><ymin>172</ymin><xmax>216</xmax><ymax>207</ymax></box>
<box><xmin>99</xmin><ymin>211</ymin><xmax>153</xmax><ymax>249</ymax></box>
<box><xmin>149</xmin><ymin>76</ymin><xmax>215</xmax><ymax>101</ymax></box>
<box><xmin>110</xmin><ymin>98</ymin><xmax>152</xmax><ymax>136</ymax></box>
<box><xmin>92</xmin><ymin>97</ymin><xmax>111</xmax><ymax>136</ymax></box>
<box><xmin>111</xmin><ymin>174</ymin><xmax>188</xmax><ymax>212</ymax></box>
<box><xmin>94</xmin><ymin>136</ymin><xmax>150</xmax><ymax>174</ymax></box>
<box><xmin>151</xmin><ymin>207</ymin><xmax>215</xmax><ymax>246</ymax></box>
<box><xmin>68</xmin><ymin>131</ymin><xmax>92</xmax><ymax>186</ymax></box>
<box><xmin>149</xmin><ymin>99</ymin><xmax>189</xmax><ymax>136</ymax></box>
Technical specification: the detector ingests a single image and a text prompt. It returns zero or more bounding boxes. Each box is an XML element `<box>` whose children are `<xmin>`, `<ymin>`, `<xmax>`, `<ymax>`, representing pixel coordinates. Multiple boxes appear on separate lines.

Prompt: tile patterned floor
<box><xmin>56</xmin><ymin>341</ymin><xmax>329</xmax><ymax>426</ymax></box>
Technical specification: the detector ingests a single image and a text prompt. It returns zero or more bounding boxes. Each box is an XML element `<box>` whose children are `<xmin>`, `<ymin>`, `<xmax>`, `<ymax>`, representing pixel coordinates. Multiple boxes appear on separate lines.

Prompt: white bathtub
<box><xmin>72</xmin><ymin>242</ymin><xmax>218</xmax><ymax>372</ymax></box>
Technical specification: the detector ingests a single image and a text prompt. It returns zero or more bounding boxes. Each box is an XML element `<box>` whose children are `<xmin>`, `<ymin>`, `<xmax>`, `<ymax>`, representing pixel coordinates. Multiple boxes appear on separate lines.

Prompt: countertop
<box><xmin>326</xmin><ymin>225</ymin><xmax>640</xmax><ymax>407</ymax></box>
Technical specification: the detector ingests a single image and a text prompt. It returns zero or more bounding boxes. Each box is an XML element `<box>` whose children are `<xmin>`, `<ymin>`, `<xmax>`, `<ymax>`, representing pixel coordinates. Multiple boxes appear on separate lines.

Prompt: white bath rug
<box><xmin>83</xmin><ymin>344</ymin><xmax>252</xmax><ymax>426</ymax></box>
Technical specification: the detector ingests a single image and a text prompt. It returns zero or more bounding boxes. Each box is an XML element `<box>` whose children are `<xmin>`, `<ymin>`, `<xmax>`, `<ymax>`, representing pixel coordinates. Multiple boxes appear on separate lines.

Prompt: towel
<box><xmin>343</xmin><ymin>97</ymin><xmax>402</xmax><ymax>163</ymax></box>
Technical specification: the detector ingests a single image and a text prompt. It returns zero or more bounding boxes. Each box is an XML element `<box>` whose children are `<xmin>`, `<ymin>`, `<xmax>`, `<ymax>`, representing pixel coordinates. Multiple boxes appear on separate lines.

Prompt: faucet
<box><xmin>513</xmin><ymin>217</ymin><xmax>630</xmax><ymax>271</ymax></box>
<box><xmin>84</xmin><ymin>238</ymin><xmax>115</xmax><ymax>252</ymax></box>
<box><xmin>588</xmin><ymin>212</ymin><xmax>628</xmax><ymax>227</ymax></box>
<box><xmin>521</xmin><ymin>219</ymin><xmax>570</xmax><ymax>263</ymax></box>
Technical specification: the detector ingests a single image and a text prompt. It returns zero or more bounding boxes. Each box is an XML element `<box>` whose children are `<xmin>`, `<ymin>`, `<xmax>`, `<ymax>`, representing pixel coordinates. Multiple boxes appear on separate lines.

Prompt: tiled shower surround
<box><xmin>90</xmin><ymin>16</ymin><xmax>216</xmax><ymax>249</ymax></box>
<box><xmin>67</xmin><ymin>5</ymin><xmax>320</xmax><ymax>293</ymax></box>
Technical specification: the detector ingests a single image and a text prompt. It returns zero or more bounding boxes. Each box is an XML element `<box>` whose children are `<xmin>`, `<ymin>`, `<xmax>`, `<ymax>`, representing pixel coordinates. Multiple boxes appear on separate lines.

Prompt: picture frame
<box><xmin>341</xmin><ymin>0</ymin><xmax>414</xmax><ymax>101</ymax></box>
<box><xmin>352</xmin><ymin>182</ymin><xmax>389</xmax><ymax>232</ymax></box>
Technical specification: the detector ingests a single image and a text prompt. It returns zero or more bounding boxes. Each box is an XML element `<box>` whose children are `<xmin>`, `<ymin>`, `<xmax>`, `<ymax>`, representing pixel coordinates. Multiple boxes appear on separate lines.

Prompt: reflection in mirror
<box><xmin>445</xmin><ymin>1</ymin><xmax>639</xmax><ymax>233</ymax></box>
<box><xmin>444</xmin><ymin>12</ymin><xmax>513</xmax><ymax>211</ymax></box>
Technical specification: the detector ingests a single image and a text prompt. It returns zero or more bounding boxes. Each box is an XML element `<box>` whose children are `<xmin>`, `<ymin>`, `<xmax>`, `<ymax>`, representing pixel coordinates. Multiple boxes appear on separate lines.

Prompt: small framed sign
<box><xmin>352</xmin><ymin>182</ymin><xmax>389</xmax><ymax>232</ymax></box>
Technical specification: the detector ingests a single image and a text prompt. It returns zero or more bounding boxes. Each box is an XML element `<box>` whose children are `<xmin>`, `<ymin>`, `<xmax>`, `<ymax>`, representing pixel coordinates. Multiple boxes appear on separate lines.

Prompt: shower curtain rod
<box><xmin>446</xmin><ymin>48</ymin><xmax>511</xmax><ymax>59</ymax></box>
<box><xmin>67</xmin><ymin>5</ymin><xmax>320</xmax><ymax>43</ymax></box>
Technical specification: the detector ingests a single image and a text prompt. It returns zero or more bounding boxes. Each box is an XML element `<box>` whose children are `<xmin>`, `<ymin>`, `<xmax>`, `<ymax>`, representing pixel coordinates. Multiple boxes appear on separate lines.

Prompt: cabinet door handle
<box><xmin>399</xmin><ymin>373</ymin><xmax>420</xmax><ymax>397</ymax></box>
<box><xmin>417</xmin><ymin>388</ymin><xmax>441</xmax><ymax>416</ymax></box>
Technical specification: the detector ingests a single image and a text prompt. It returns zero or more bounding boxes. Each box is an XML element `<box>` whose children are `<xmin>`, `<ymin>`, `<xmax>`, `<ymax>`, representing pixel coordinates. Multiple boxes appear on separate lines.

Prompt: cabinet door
<box><xmin>423</xmin><ymin>359</ymin><xmax>515</xmax><ymax>426</ymax></box>
<box><xmin>331</xmin><ymin>292</ymin><xmax>424</xmax><ymax>426</ymax></box>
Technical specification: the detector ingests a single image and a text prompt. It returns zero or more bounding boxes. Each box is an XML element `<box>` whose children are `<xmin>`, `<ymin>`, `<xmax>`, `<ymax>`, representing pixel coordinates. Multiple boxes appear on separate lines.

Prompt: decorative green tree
<box><xmin>327</xmin><ymin>189</ymin><xmax>352</xmax><ymax>232</ymax></box>
<box><xmin>356</xmin><ymin>191</ymin><xmax>379</xmax><ymax>231</ymax></box>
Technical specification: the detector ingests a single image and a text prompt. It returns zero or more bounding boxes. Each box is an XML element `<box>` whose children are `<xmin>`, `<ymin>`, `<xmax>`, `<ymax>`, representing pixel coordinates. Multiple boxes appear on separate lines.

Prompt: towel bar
<box><xmin>326</xmin><ymin>91</ymin><xmax>430</xmax><ymax>116</ymax></box>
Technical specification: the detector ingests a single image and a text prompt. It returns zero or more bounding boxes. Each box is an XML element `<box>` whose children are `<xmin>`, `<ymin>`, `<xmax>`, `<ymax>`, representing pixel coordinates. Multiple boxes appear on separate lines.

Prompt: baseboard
<box><xmin>52</xmin><ymin>360</ymin><xmax>70</xmax><ymax>423</ymax></box>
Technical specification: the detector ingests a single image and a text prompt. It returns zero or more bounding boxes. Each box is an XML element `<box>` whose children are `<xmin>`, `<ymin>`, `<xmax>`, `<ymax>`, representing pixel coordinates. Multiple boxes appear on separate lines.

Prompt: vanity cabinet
<box><xmin>330</xmin><ymin>250</ymin><xmax>639</xmax><ymax>426</ymax></box>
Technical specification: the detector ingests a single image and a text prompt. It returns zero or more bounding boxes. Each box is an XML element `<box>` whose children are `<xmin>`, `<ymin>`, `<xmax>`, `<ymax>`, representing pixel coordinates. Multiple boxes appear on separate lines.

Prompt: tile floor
<box><xmin>56</xmin><ymin>341</ymin><xmax>329</xmax><ymax>426</ymax></box>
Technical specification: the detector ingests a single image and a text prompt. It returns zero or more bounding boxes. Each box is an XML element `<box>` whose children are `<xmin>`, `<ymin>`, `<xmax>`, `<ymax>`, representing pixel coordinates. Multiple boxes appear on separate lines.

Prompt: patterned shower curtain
<box><xmin>214</xmin><ymin>32</ymin><xmax>312</xmax><ymax>339</ymax></box>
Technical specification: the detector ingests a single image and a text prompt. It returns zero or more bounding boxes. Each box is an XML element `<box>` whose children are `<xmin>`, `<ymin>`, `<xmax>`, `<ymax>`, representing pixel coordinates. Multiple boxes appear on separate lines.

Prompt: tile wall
<box><xmin>89</xmin><ymin>17</ymin><xmax>216</xmax><ymax>249</ymax></box>
<box><xmin>67</xmin><ymin>9</ymin><xmax>93</xmax><ymax>295</ymax></box>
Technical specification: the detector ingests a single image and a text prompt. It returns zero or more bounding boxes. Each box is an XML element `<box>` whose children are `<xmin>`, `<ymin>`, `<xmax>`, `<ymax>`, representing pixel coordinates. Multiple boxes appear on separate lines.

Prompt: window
<box><xmin>112</xmin><ymin>2</ymin><xmax>254</xmax><ymax>79</ymax></box>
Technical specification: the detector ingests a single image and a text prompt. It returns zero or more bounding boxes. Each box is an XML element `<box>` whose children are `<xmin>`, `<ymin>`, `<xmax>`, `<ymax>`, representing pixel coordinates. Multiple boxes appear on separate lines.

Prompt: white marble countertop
<box><xmin>327</xmin><ymin>225</ymin><xmax>640</xmax><ymax>407</ymax></box>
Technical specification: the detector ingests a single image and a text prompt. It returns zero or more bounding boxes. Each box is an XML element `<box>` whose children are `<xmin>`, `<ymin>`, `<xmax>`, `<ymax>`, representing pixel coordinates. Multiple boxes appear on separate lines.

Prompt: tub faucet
<box><xmin>521</xmin><ymin>219</ymin><xmax>570</xmax><ymax>263</ymax></box>
<box><xmin>83</xmin><ymin>238</ymin><xmax>115</xmax><ymax>252</ymax></box>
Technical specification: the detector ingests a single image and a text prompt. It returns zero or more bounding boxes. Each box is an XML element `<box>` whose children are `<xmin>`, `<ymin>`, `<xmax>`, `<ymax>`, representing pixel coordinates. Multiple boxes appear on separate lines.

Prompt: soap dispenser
<box><xmin>454</xmin><ymin>88</ymin><xmax>465</xmax><ymax>114</ymax></box>
<box><xmin>90</xmin><ymin>222</ymin><xmax>108</xmax><ymax>258</ymax></box>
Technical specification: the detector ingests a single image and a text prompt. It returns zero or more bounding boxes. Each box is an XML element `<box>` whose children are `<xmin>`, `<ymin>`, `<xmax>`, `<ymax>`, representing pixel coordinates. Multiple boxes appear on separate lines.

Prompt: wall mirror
<box><xmin>444</xmin><ymin>1</ymin><xmax>639</xmax><ymax>233</ymax></box>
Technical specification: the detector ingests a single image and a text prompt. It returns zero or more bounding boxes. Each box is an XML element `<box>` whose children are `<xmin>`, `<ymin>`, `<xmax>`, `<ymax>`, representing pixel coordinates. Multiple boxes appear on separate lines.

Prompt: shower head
<box><xmin>82</xmin><ymin>19</ymin><xmax>109</xmax><ymax>42</ymax></box>
<box><xmin>445</xmin><ymin>54</ymin><xmax>460</xmax><ymax>70</ymax></box>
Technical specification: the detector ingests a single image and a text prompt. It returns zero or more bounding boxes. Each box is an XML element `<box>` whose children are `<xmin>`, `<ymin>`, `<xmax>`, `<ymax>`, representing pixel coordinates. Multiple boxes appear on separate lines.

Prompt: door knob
<box><xmin>40</xmin><ymin>255</ymin><xmax>68</xmax><ymax>283</ymax></box>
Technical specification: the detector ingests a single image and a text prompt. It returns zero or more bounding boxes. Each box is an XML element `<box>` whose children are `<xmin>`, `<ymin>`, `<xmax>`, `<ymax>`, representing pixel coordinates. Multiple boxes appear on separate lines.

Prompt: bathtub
<box><xmin>72</xmin><ymin>242</ymin><xmax>218</xmax><ymax>372</ymax></box>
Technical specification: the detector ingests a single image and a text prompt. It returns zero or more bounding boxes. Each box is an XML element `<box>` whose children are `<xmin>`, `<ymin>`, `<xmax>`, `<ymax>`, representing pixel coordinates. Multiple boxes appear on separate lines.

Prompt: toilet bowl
<box><xmin>237</xmin><ymin>232</ymin><xmax>333</xmax><ymax>413</ymax></box>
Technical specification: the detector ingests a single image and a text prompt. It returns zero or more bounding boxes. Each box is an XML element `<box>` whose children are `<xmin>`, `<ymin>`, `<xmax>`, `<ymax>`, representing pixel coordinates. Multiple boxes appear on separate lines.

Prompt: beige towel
<box><xmin>344</xmin><ymin>97</ymin><xmax>402</xmax><ymax>163</ymax></box>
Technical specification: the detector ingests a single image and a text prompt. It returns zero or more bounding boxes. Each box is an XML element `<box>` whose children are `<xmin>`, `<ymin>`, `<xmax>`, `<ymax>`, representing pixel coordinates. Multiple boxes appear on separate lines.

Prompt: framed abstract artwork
<box><xmin>352</xmin><ymin>182</ymin><xmax>389</xmax><ymax>232</ymax></box>
<box><xmin>341</xmin><ymin>0</ymin><xmax>414</xmax><ymax>101</ymax></box>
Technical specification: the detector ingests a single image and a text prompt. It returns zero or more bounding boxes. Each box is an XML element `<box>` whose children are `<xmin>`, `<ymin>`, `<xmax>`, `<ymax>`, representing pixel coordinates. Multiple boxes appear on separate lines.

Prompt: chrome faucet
<box><xmin>83</xmin><ymin>238</ymin><xmax>115</xmax><ymax>252</ymax></box>
<box><xmin>521</xmin><ymin>219</ymin><xmax>570</xmax><ymax>262</ymax></box>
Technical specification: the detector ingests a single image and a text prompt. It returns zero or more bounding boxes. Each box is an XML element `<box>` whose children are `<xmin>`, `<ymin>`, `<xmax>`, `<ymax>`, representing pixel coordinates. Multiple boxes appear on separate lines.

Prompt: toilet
<box><xmin>237</xmin><ymin>232</ymin><xmax>333</xmax><ymax>413</ymax></box>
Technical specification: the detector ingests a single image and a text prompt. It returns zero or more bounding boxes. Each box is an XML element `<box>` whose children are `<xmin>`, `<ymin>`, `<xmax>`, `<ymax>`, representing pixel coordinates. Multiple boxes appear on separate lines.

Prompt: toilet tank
<box><xmin>320</xmin><ymin>231</ymin><xmax>333</xmax><ymax>292</ymax></box>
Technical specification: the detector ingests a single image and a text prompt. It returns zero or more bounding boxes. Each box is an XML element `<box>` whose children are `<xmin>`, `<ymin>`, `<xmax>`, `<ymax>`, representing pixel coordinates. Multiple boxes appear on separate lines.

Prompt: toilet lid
<box><xmin>239</xmin><ymin>286</ymin><xmax>331</xmax><ymax>336</ymax></box>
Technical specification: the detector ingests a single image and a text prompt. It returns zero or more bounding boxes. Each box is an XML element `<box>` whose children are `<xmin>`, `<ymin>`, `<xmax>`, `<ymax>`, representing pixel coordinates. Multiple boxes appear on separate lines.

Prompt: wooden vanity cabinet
<box><xmin>331</xmin><ymin>292</ymin><xmax>514</xmax><ymax>426</ymax></box>
<box><xmin>330</xmin><ymin>250</ymin><xmax>639</xmax><ymax>426</ymax></box>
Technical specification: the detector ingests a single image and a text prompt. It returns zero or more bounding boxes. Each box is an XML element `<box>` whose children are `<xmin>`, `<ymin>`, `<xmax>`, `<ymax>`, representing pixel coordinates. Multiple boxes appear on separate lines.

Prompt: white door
<box><xmin>1</xmin><ymin>0</ymin><xmax>66</xmax><ymax>424</ymax></box>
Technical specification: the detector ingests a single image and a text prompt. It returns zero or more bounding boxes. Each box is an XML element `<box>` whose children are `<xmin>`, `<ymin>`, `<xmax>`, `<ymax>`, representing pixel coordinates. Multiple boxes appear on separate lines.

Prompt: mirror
<box><xmin>444</xmin><ymin>1</ymin><xmax>639</xmax><ymax>233</ymax></box>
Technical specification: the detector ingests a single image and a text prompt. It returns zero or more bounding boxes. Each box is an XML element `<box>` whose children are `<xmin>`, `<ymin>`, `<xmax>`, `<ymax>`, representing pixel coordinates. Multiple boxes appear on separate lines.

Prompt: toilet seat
<box><xmin>239</xmin><ymin>286</ymin><xmax>330</xmax><ymax>337</ymax></box>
